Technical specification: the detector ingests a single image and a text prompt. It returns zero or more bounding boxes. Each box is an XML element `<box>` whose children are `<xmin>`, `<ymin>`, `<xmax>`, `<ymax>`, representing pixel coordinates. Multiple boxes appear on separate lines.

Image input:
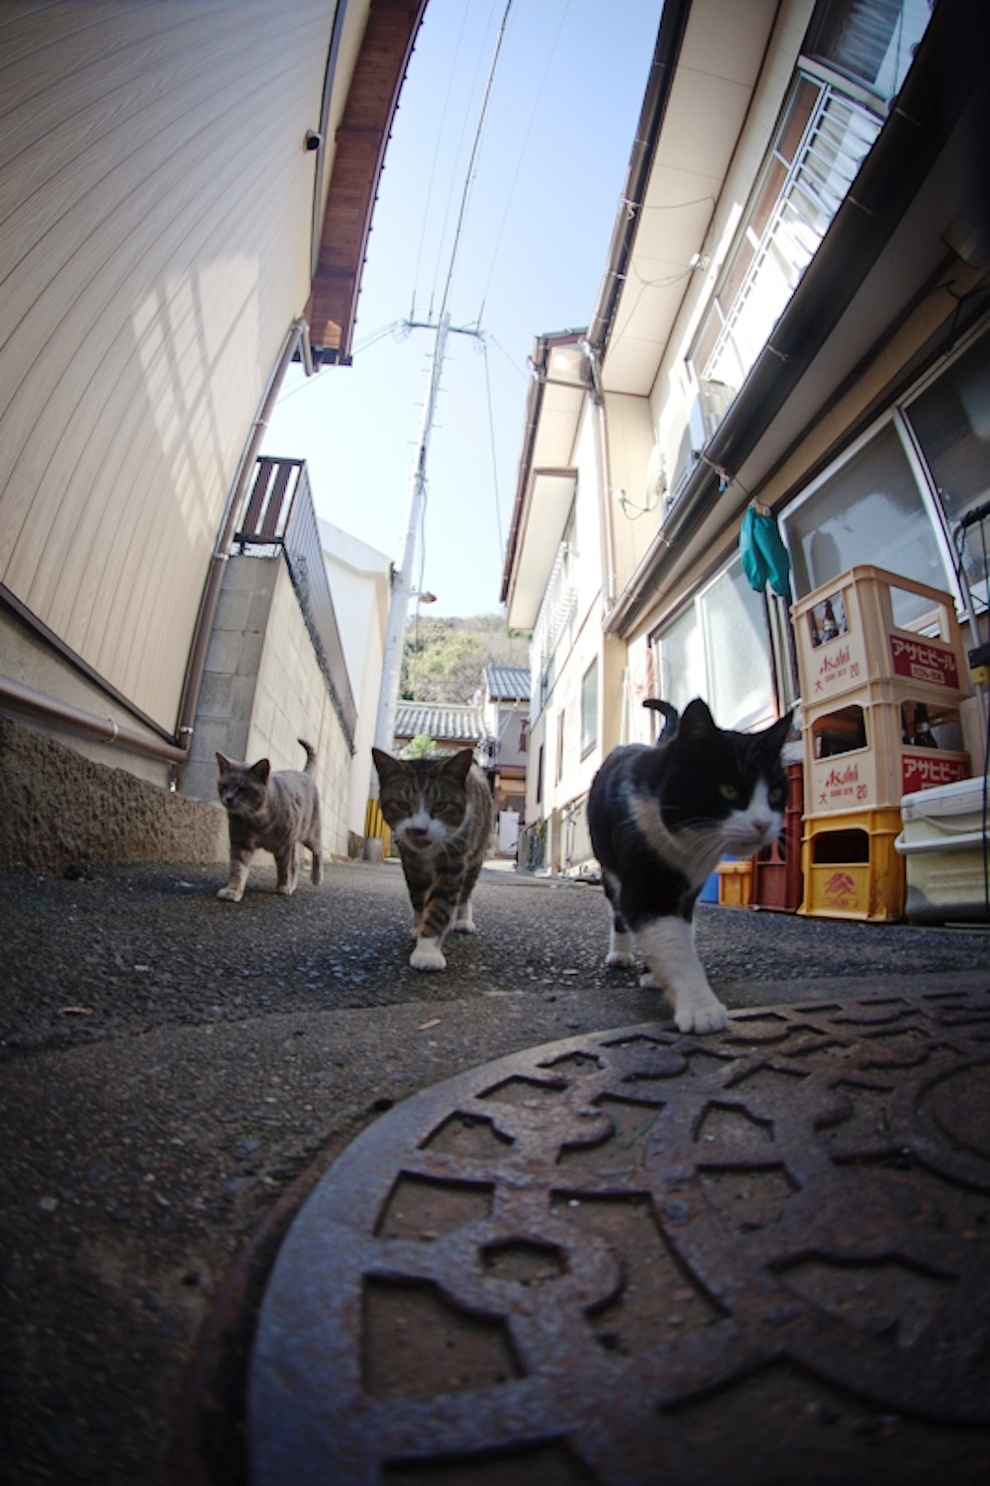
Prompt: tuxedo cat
<box><xmin>215</xmin><ymin>738</ymin><xmax>322</xmax><ymax>901</ymax></box>
<box><xmin>587</xmin><ymin>698</ymin><xmax>792</xmax><ymax>1034</ymax></box>
<box><xmin>372</xmin><ymin>746</ymin><xmax>493</xmax><ymax>972</ymax></box>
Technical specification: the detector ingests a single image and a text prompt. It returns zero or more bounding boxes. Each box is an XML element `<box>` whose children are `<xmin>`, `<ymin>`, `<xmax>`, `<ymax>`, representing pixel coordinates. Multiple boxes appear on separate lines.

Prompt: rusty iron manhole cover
<box><xmin>248</xmin><ymin>990</ymin><xmax>990</xmax><ymax>1485</ymax></box>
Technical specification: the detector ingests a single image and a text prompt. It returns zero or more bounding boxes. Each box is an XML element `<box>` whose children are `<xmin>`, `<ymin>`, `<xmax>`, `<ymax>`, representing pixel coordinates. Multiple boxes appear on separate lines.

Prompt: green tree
<box><xmin>403</xmin><ymin>733</ymin><xmax>435</xmax><ymax>758</ymax></box>
<box><xmin>400</xmin><ymin>615</ymin><xmax>529</xmax><ymax>703</ymax></box>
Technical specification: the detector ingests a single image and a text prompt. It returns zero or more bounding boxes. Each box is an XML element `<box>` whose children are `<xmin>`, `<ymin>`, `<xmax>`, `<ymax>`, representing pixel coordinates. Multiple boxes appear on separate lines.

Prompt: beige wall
<box><xmin>0</xmin><ymin>1</ymin><xmax>361</xmax><ymax>734</ymax></box>
<box><xmin>185</xmin><ymin>555</ymin><xmax>353</xmax><ymax>859</ymax></box>
<box><xmin>604</xmin><ymin>390</ymin><xmax>656</xmax><ymax>592</ymax></box>
<box><xmin>248</xmin><ymin>561</ymin><xmax>352</xmax><ymax>857</ymax></box>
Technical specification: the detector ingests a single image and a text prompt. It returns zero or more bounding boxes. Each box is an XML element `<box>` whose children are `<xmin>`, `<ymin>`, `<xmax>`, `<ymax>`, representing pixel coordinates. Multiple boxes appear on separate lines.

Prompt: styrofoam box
<box><xmin>895</xmin><ymin>775</ymin><xmax>990</xmax><ymax>924</ymax></box>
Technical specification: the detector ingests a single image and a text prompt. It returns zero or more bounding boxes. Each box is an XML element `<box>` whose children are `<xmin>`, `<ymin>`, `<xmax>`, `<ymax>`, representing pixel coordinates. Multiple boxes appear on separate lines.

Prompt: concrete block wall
<box><xmin>183</xmin><ymin>555</ymin><xmax>352</xmax><ymax>858</ymax></box>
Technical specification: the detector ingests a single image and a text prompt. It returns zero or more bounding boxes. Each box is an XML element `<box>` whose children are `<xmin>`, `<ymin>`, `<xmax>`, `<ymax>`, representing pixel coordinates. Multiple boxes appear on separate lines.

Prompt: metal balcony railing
<box><xmin>236</xmin><ymin>456</ymin><xmax>357</xmax><ymax>750</ymax></box>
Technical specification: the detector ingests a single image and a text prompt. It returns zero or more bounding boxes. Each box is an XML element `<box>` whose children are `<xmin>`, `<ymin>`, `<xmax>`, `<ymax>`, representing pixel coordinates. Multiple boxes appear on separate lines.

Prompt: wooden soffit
<box><xmin>308</xmin><ymin>0</ymin><xmax>427</xmax><ymax>363</ymax></box>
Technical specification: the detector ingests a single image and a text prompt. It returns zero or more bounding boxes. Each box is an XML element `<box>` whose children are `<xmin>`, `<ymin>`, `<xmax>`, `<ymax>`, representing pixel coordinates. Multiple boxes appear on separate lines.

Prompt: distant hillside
<box><xmin>400</xmin><ymin>615</ymin><xmax>529</xmax><ymax>703</ymax></box>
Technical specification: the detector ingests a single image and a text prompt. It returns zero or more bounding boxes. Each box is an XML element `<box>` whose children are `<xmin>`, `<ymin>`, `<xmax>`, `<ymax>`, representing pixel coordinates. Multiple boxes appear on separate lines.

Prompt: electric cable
<box><xmin>474</xmin><ymin>0</ymin><xmax>572</xmax><ymax>328</ymax></box>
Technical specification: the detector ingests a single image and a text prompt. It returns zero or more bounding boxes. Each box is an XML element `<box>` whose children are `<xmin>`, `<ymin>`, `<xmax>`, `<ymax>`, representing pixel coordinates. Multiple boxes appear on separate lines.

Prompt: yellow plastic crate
<box><xmin>799</xmin><ymin>806</ymin><xmax>905</xmax><ymax>921</ymax></box>
<box><xmin>716</xmin><ymin>859</ymin><xmax>753</xmax><ymax>908</ymax></box>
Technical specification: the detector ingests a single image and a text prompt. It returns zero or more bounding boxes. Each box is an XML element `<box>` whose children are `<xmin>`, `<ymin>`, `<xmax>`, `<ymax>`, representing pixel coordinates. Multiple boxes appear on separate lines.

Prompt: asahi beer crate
<box><xmin>804</xmin><ymin>683</ymin><xmax>970</xmax><ymax>815</ymax></box>
<box><xmin>792</xmin><ymin>567</ymin><xmax>969</xmax><ymax>708</ymax></box>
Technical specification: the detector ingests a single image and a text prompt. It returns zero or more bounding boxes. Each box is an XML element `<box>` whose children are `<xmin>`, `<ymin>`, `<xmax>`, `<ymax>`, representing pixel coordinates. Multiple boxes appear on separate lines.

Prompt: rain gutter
<box><xmin>584</xmin><ymin>0</ymin><xmax>693</xmax><ymax>359</ymax></box>
<box><xmin>604</xmin><ymin>0</ymin><xmax>985</xmax><ymax>639</ymax></box>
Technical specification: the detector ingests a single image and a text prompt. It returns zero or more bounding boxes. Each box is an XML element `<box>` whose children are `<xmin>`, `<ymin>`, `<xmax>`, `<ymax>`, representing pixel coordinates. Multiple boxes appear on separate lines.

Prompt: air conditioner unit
<box><xmin>643</xmin><ymin>442</ymin><xmax>667</xmax><ymax>510</ymax></box>
<box><xmin>662</xmin><ymin>379</ymin><xmax>736</xmax><ymax>520</ymax></box>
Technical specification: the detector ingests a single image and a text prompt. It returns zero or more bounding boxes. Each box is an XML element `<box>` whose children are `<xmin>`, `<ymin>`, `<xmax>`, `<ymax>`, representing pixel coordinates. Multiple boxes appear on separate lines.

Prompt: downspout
<box><xmin>0</xmin><ymin>676</ymin><xmax>188</xmax><ymax>764</ymax></box>
<box><xmin>174</xmin><ymin>316</ymin><xmax>313</xmax><ymax>753</ymax></box>
<box><xmin>581</xmin><ymin>338</ymin><xmax>617</xmax><ymax>610</ymax></box>
<box><xmin>499</xmin><ymin>336</ymin><xmax>550</xmax><ymax>608</ymax></box>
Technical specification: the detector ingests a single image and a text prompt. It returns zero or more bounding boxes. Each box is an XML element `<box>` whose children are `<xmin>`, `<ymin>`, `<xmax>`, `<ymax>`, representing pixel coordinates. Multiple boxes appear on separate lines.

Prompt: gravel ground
<box><xmin>1</xmin><ymin>856</ymin><xmax>988</xmax><ymax>1485</ymax></box>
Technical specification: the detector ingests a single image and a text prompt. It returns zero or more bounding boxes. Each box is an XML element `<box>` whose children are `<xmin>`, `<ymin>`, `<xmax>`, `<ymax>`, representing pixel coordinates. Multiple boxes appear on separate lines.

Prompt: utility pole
<box><xmin>373</xmin><ymin>311</ymin><xmax>451</xmax><ymax>758</ymax></box>
<box><xmin>369</xmin><ymin>0</ymin><xmax>514</xmax><ymax>780</ymax></box>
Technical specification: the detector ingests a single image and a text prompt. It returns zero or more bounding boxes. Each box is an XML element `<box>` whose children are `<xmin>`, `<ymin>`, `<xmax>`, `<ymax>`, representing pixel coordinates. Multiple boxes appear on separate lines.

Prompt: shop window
<box><xmin>654</xmin><ymin>556</ymin><xmax>775</xmax><ymax>730</ymax></box>
<box><xmin>905</xmin><ymin>331</ymin><xmax>990</xmax><ymax>612</ymax></box>
<box><xmin>783</xmin><ymin>422</ymin><xmax>950</xmax><ymax>620</ymax></box>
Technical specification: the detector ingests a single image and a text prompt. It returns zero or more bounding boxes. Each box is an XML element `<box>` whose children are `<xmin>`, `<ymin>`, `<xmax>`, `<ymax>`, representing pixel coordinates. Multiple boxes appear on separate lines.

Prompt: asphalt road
<box><xmin>1</xmin><ymin>855</ymin><xmax>988</xmax><ymax>1485</ymax></box>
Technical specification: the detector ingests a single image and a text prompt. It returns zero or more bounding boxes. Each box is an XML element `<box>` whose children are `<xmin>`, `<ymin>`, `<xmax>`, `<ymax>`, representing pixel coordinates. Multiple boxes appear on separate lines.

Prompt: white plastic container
<box><xmin>895</xmin><ymin>776</ymin><xmax>990</xmax><ymax>924</ymax></box>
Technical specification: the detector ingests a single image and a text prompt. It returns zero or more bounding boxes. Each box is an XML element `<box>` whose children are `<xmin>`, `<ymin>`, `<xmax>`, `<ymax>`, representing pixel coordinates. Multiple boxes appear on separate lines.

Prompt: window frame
<box><xmin>580</xmin><ymin>657</ymin><xmax>599</xmax><ymax>759</ymax></box>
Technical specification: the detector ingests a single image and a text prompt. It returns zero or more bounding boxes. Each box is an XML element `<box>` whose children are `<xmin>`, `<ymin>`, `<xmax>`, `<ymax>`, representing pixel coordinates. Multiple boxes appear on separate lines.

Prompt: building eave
<box><xmin>500</xmin><ymin>330</ymin><xmax>588</xmax><ymax>623</ymax></box>
<box><xmin>307</xmin><ymin>0</ymin><xmax>428</xmax><ymax>365</ymax></box>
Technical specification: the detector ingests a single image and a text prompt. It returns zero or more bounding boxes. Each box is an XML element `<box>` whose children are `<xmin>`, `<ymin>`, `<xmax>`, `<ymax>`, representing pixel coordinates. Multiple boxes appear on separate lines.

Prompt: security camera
<box><xmin>305</xmin><ymin>130</ymin><xmax>322</xmax><ymax>152</ymax></box>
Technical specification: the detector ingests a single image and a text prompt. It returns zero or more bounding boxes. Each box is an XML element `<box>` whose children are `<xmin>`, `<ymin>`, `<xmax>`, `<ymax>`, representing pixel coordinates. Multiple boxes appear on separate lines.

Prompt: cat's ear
<box><xmin>371</xmin><ymin>746</ymin><xmax>398</xmax><ymax>781</ymax></box>
<box><xmin>678</xmin><ymin>697</ymin><xmax>717</xmax><ymax>740</ymax></box>
<box><xmin>760</xmin><ymin>708</ymin><xmax>795</xmax><ymax>756</ymax></box>
<box><xmin>443</xmin><ymin>748</ymin><xmax>476</xmax><ymax>784</ymax></box>
<box><xmin>216</xmin><ymin>752</ymin><xmax>232</xmax><ymax>773</ymax></box>
<box><xmin>250</xmin><ymin>758</ymin><xmax>271</xmax><ymax>784</ymax></box>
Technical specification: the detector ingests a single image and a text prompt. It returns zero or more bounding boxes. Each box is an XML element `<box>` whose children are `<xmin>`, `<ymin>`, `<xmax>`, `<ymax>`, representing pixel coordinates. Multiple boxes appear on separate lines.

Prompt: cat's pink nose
<box><xmin>406</xmin><ymin>826</ymin><xmax>431</xmax><ymax>846</ymax></box>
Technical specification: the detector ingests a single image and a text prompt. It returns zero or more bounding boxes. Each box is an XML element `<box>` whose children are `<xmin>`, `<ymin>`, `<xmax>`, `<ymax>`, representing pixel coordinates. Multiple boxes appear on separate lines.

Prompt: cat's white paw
<box><xmin>639</xmin><ymin>970</ymin><xmax>659</xmax><ymax>987</ymax></box>
<box><xmin>410</xmin><ymin>940</ymin><xmax>446</xmax><ymax>972</ymax></box>
<box><xmin>674</xmin><ymin>992</ymin><xmax>727</xmax><ymax>1035</ymax></box>
<box><xmin>450</xmin><ymin>918</ymin><xmax>478</xmax><ymax>935</ymax></box>
<box><xmin>276</xmin><ymin>883</ymin><xmax>296</xmax><ymax>897</ymax></box>
<box><xmin>217</xmin><ymin>885</ymin><xmax>243</xmax><ymax>902</ymax></box>
<box><xmin>606</xmin><ymin>951</ymin><xmax>636</xmax><ymax>967</ymax></box>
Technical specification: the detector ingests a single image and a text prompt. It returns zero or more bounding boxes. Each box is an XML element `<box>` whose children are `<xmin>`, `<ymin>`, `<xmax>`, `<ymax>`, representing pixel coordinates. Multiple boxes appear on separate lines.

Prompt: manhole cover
<box><xmin>249</xmin><ymin>989</ymin><xmax>990</xmax><ymax>1485</ymax></box>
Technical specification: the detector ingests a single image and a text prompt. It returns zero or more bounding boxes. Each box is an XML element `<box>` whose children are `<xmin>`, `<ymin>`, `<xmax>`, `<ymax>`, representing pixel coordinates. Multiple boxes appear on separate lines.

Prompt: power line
<box><xmin>475</xmin><ymin>0</ymin><xmax>573</xmax><ymax>328</ymax></box>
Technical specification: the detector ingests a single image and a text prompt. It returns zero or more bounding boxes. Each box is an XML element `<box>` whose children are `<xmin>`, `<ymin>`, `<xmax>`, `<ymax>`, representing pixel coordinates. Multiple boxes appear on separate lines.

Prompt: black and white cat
<box><xmin>587</xmin><ymin>698</ymin><xmax>793</xmax><ymax>1035</ymax></box>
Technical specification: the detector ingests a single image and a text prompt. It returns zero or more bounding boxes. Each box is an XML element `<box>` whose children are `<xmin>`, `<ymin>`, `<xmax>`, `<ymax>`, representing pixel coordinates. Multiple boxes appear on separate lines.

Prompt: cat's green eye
<box><xmin>719</xmin><ymin>783</ymin><xmax>740</xmax><ymax>802</ymax></box>
<box><xmin>769</xmin><ymin>786</ymin><xmax>784</xmax><ymax>805</ymax></box>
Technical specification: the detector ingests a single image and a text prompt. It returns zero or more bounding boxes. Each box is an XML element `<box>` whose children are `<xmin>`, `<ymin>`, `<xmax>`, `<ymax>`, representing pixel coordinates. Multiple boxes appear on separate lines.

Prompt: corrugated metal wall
<box><xmin>0</xmin><ymin>0</ymin><xmax>354</xmax><ymax>729</ymax></box>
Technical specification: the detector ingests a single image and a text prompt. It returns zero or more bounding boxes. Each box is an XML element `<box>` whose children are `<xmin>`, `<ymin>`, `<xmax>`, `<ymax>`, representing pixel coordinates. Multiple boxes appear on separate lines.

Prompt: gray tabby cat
<box><xmin>372</xmin><ymin>746</ymin><xmax>493</xmax><ymax>972</ymax></box>
<box><xmin>215</xmin><ymin>738</ymin><xmax>322</xmax><ymax>902</ymax></box>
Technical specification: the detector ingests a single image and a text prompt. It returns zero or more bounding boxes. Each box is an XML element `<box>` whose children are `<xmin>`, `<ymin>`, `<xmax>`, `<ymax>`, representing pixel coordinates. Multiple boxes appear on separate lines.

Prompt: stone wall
<box><xmin>0</xmin><ymin>717</ymin><xmax>226</xmax><ymax>874</ymax></box>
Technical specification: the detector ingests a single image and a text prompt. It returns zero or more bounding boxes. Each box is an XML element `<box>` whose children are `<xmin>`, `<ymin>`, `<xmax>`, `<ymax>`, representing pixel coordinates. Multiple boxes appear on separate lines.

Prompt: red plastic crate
<box><xmin>751</xmin><ymin>761</ymin><xmax>804</xmax><ymax>912</ymax></box>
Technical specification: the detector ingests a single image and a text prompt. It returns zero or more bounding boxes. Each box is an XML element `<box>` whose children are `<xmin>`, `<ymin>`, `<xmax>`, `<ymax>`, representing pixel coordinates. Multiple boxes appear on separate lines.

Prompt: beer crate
<box><xmin>803</xmin><ymin>683</ymin><xmax>969</xmax><ymax>816</ymax></box>
<box><xmin>792</xmin><ymin>566</ymin><xmax>969</xmax><ymax>709</ymax></box>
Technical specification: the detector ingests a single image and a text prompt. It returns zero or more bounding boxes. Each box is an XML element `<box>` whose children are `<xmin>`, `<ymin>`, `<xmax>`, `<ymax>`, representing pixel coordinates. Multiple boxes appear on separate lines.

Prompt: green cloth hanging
<box><xmin>739</xmin><ymin>506</ymin><xmax>791</xmax><ymax>598</ymax></box>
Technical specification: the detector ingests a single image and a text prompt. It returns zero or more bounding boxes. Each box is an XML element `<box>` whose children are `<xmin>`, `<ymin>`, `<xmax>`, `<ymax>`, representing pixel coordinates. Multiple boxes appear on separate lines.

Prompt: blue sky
<box><xmin>263</xmin><ymin>0</ymin><xmax>661</xmax><ymax>619</ymax></box>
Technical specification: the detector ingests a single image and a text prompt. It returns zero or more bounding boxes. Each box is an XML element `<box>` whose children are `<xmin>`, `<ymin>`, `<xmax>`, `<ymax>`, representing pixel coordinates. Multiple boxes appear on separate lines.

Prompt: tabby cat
<box><xmin>215</xmin><ymin>738</ymin><xmax>322</xmax><ymax>902</ymax></box>
<box><xmin>372</xmin><ymin>746</ymin><xmax>494</xmax><ymax>972</ymax></box>
<box><xmin>587</xmin><ymin>698</ymin><xmax>793</xmax><ymax>1034</ymax></box>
